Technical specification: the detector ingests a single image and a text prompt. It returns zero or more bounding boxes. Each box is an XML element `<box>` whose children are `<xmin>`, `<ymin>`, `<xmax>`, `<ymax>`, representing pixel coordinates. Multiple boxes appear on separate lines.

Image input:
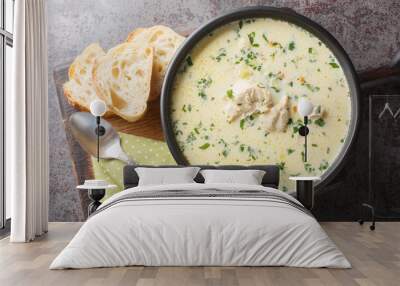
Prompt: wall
<box><xmin>47</xmin><ymin>0</ymin><xmax>400</xmax><ymax>221</ymax></box>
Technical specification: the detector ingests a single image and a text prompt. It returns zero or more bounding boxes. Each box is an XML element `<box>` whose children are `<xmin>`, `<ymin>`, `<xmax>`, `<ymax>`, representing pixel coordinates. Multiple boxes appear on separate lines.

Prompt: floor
<box><xmin>0</xmin><ymin>222</ymin><xmax>399</xmax><ymax>286</ymax></box>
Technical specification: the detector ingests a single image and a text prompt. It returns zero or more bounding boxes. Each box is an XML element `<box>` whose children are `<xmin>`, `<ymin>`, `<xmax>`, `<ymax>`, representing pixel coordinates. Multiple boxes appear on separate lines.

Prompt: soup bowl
<box><xmin>160</xmin><ymin>6</ymin><xmax>360</xmax><ymax>190</ymax></box>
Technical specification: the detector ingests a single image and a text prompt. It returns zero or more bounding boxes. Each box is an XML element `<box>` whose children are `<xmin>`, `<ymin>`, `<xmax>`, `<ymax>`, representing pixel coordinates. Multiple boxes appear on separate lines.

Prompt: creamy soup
<box><xmin>171</xmin><ymin>18</ymin><xmax>351</xmax><ymax>191</ymax></box>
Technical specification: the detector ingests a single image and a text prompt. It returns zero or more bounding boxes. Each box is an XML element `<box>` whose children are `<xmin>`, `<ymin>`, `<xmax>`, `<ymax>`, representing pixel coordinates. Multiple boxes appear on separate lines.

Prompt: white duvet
<box><xmin>50</xmin><ymin>183</ymin><xmax>350</xmax><ymax>269</ymax></box>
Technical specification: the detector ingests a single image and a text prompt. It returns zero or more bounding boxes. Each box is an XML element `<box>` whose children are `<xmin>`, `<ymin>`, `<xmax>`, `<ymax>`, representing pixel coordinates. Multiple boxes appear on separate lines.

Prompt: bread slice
<box><xmin>125</xmin><ymin>27</ymin><xmax>146</xmax><ymax>42</ymax></box>
<box><xmin>126</xmin><ymin>25</ymin><xmax>185</xmax><ymax>101</ymax></box>
<box><xmin>93</xmin><ymin>42</ymin><xmax>153</xmax><ymax>122</ymax></box>
<box><xmin>63</xmin><ymin>43</ymin><xmax>114</xmax><ymax>116</ymax></box>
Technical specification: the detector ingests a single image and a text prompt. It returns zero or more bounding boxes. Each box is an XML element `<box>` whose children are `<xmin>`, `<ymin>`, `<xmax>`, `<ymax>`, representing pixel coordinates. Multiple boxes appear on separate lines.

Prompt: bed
<box><xmin>50</xmin><ymin>165</ymin><xmax>350</xmax><ymax>269</ymax></box>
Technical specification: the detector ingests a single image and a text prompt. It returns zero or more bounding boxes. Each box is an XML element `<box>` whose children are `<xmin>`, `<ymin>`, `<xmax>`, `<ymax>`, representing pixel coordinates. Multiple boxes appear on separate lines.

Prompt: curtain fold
<box><xmin>9</xmin><ymin>0</ymin><xmax>49</xmax><ymax>242</ymax></box>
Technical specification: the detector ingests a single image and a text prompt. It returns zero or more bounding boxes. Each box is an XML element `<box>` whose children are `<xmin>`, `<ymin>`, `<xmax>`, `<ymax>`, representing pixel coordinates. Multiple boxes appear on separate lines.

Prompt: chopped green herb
<box><xmin>239</xmin><ymin>114</ymin><xmax>258</xmax><ymax>130</ymax></box>
<box><xmin>215</xmin><ymin>48</ymin><xmax>227</xmax><ymax>62</ymax></box>
<box><xmin>196</xmin><ymin>76</ymin><xmax>212</xmax><ymax>100</ymax></box>
<box><xmin>271</xmin><ymin>86</ymin><xmax>280</xmax><ymax>93</ymax></box>
<box><xmin>194</xmin><ymin>128</ymin><xmax>200</xmax><ymax>135</ymax></box>
<box><xmin>271</xmin><ymin>42</ymin><xmax>283</xmax><ymax>48</ymax></box>
<box><xmin>299</xmin><ymin>77</ymin><xmax>320</xmax><ymax>92</ymax></box>
<box><xmin>314</xmin><ymin>118</ymin><xmax>326</xmax><ymax>127</ymax></box>
<box><xmin>292</xmin><ymin>119</ymin><xmax>304</xmax><ymax>134</ymax></box>
<box><xmin>287</xmin><ymin>148</ymin><xmax>295</xmax><ymax>155</ymax></box>
<box><xmin>226</xmin><ymin>89</ymin><xmax>234</xmax><ymax>99</ymax></box>
<box><xmin>186</xmin><ymin>56</ymin><xmax>193</xmax><ymax>66</ymax></box>
<box><xmin>179</xmin><ymin>55</ymin><xmax>194</xmax><ymax>73</ymax></box>
<box><xmin>262</xmin><ymin>33</ymin><xmax>268</xmax><ymax>43</ymax></box>
<box><xmin>305</xmin><ymin>83</ymin><xmax>320</xmax><ymax>92</ymax></box>
<box><xmin>277</xmin><ymin>162</ymin><xmax>286</xmax><ymax>171</ymax></box>
<box><xmin>198</xmin><ymin>91</ymin><xmax>206</xmax><ymax>99</ymax></box>
<box><xmin>186</xmin><ymin>132</ymin><xmax>196</xmax><ymax>144</ymax></box>
<box><xmin>329</xmin><ymin>62</ymin><xmax>339</xmax><ymax>68</ymax></box>
<box><xmin>238</xmin><ymin>144</ymin><xmax>258</xmax><ymax>160</ymax></box>
<box><xmin>238</xmin><ymin>20</ymin><xmax>243</xmax><ymax>29</ymax></box>
<box><xmin>288</xmin><ymin>41</ymin><xmax>295</xmax><ymax>51</ymax></box>
<box><xmin>308</xmin><ymin>47</ymin><xmax>314</xmax><ymax>54</ymax></box>
<box><xmin>319</xmin><ymin>160</ymin><xmax>329</xmax><ymax>172</ymax></box>
<box><xmin>262</xmin><ymin>33</ymin><xmax>283</xmax><ymax>49</ymax></box>
<box><xmin>218</xmin><ymin>138</ymin><xmax>228</xmax><ymax>147</ymax></box>
<box><xmin>197</xmin><ymin>77</ymin><xmax>213</xmax><ymax>88</ymax></box>
<box><xmin>222</xmin><ymin>150</ymin><xmax>229</xmax><ymax>157</ymax></box>
<box><xmin>199</xmin><ymin>143</ymin><xmax>210</xmax><ymax>150</ymax></box>
<box><xmin>182</xmin><ymin>105</ymin><xmax>187</xmax><ymax>112</ymax></box>
<box><xmin>235</xmin><ymin>48</ymin><xmax>262</xmax><ymax>71</ymax></box>
<box><xmin>304</xmin><ymin>163</ymin><xmax>315</xmax><ymax>173</ymax></box>
<box><xmin>312</xmin><ymin>143</ymin><xmax>318</xmax><ymax>147</ymax></box>
<box><xmin>247</xmin><ymin>146</ymin><xmax>257</xmax><ymax>160</ymax></box>
<box><xmin>247</xmin><ymin>32</ymin><xmax>259</xmax><ymax>47</ymax></box>
<box><xmin>240</xmin><ymin>118</ymin><xmax>245</xmax><ymax>130</ymax></box>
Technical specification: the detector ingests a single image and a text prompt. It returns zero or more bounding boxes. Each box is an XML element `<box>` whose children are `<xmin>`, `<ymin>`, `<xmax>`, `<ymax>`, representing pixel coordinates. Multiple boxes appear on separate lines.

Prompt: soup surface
<box><xmin>171</xmin><ymin>18</ymin><xmax>351</xmax><ymax>191</ymax></box>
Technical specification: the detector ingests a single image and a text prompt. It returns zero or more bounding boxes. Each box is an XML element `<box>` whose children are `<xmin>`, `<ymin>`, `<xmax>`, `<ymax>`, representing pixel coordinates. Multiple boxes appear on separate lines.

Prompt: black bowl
<box><xmin>161</xmin><ymin>6</ymin><xmax>360</xmax><ymax>189</ymax></box>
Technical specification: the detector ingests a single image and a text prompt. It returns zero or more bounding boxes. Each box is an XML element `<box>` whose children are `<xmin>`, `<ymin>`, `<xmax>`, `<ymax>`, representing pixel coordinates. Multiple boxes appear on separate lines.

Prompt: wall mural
<box><xmin>56</xmin><ymin>19</ymin><xmax>354</xmax><ymax>210</ymax></box>
<box><xmin>48</xmin><ymin>1</ymin><xmax>400</xmax><ymax>221</ymax></box>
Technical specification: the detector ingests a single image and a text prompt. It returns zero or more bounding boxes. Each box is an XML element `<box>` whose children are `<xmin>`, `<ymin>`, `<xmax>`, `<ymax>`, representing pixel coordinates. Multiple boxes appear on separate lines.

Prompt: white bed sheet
<box><xmin>50</xmin><ymin>183</ymin><xmax>350</xmax><ymax>269</ymax></box>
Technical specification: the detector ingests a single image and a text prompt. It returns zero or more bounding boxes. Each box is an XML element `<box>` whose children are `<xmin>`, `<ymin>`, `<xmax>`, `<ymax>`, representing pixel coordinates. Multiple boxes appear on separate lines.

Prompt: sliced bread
<box><xmin>63</xmin><ymin>43</ymin><xmax>114</xmax><ymax>116</ymax></box>
<box><xmin>126</xmin><ymin>25</ymin><xmax>185</xmax><ymax>101</ymax></box>
<box><xmin>93</xmin><ymin>42</ymin><xmax>153</xmax><ymax>122</ymax></box>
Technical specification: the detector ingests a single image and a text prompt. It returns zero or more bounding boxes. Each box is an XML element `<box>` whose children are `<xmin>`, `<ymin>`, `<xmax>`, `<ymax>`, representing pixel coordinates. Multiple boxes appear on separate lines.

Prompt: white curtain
<box><xmin>8</xmin><ymin>0</ymin><xmax>49</xmax><ymax>242</ymax></box>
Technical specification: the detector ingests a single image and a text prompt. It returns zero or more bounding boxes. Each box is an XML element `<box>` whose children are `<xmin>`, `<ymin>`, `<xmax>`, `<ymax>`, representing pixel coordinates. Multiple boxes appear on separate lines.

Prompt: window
<box><xmin>0</xmin><ymin>0</ymin><xmax>14</xmax><ymax>231</ymax></box>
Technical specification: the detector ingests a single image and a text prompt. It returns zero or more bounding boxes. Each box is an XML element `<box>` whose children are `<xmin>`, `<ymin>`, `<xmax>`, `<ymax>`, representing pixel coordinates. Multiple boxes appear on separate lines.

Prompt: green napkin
<box><xmin>92</xmin><ymin>133</ymin><xmax>176</xmax><ymax>201</ymax></box>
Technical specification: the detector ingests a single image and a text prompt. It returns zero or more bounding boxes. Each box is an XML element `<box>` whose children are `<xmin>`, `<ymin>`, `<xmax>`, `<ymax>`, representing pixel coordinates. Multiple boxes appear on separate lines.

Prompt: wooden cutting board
<box><xmin>54</xmin><ymin>63</ymin><xmax>166</xmax><ymax>217</ymax></box>
<box><xmin>54</xmin><ymin>29</ymin><xmax>195</xmax><ymax>218</ymax></box>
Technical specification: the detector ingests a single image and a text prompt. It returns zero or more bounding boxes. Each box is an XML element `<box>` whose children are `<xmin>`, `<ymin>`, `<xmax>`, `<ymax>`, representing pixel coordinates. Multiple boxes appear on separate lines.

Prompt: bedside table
<box><xmin>289</xmin><ymin>176</ymin><xmax>320</xmax><ymax>210</ymax></box>
<box><xmin>77</xmin><ymin>181</ymin><xmax>117</xmax><ymax>216</ymax></box>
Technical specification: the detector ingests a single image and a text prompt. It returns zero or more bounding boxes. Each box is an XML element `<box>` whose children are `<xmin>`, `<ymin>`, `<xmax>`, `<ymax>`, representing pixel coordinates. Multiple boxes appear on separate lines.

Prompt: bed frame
<box><xmin>123</xmin><ymin>165</ymin><xmax>280</xmax><ymax>189</ymax></box>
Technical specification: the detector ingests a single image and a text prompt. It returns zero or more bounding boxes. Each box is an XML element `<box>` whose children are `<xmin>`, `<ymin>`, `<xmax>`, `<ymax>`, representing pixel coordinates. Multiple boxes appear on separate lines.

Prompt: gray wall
<box><xmin>47</xmin><ymin>0</ymin><xmax>400</xmax><ymax>221</ymax></box>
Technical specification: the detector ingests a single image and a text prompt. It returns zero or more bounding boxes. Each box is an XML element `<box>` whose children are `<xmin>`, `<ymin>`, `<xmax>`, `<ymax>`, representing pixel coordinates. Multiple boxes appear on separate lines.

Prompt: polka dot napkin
<box><xmin>92</xmin><ymin>133</ymin><xmax>176</xmax><ymax>201</ymax></box>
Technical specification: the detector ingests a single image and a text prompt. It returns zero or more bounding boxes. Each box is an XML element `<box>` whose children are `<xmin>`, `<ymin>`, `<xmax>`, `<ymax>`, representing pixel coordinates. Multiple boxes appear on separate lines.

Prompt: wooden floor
<box><xmin>0</xmin><ymin>222</ymin><xmax>399</xmax><ymax>286</ymax></box>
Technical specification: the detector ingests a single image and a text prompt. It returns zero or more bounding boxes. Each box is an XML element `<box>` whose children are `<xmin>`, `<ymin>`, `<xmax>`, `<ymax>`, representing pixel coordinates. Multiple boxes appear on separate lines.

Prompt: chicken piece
<box><xmin>261</xmin><ymin>96</ymin><xmax>290</xmax><ymax>132</ymax></box>
<box><xmin>224</xmin><ymin>80</ymin><xmax>273</xmax><ymax>122</ymax></box>
<box><xmin>224</xmin><ymin>104</ymin><xmax>242</xmax><ymax>122</ymax></box>
<box><xmin>275</xmin><ymin>108</ymin><xmax>290</xmax><ymax>132</ymax></box>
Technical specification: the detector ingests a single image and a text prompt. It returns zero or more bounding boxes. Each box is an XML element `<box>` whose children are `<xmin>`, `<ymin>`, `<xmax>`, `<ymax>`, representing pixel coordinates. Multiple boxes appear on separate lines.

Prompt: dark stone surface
<box><xmin>47</xmin><ymin>0</ymin><xmax>400</xmax><ymax>221</ymax></box>
<box><xmin>370</xmin><ymin>95</ymin><xmax>400</xmax><ymax>217</ymax></box>
<box><xmin>314</xmin><ymin>82</ymin><xmax>400</xmax><ymax>220</ymax></box>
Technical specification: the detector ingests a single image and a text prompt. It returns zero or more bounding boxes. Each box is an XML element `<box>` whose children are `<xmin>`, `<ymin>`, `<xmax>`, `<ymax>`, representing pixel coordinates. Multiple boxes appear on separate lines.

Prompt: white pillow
<box><xmin>200</xmin><ymin>169</ymin><xmax>266</xmax><ymax>185</ymax></box>
<box><xmin>135</xmin><ymin>167</ymin><xmax>200</xmax><ymax>186</ymax></box>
